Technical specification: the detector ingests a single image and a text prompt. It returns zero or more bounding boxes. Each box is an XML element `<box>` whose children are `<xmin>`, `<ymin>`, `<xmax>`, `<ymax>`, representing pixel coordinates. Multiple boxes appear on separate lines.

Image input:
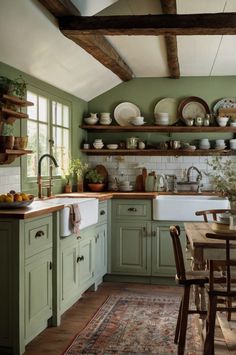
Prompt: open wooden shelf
<box><xmin>80</xmin><ymin>124</ymin><xmax>236</xmax><ymax>133</ymax></box>
<box><xmin>0</xmin><ymin>149</ymin><xmax>32</xmax><ymax>165</ymax></box>
<box><xmin>81</xmin><ymin>148</ymin><xmax>234</xmax><ymax>156</ymax></box>
<box><xmin>1</xmin><ymin>94</ymin><xmax>33</xmax><ymax>107</ymax></box>
<box><xmin>1</xmin><ymin>108</ymin><xmax>28</xmax><ymax>119</ymax></box>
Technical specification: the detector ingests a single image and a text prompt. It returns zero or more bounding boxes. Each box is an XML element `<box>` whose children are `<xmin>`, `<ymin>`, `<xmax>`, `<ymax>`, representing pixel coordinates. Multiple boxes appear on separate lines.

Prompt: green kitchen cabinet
<box><xmin>94</xmin><ymin>201</ymin><xmax>108</xmax><ymax>286</ymax></box>
<box><xmin>60</xmin><ymin>234</ymin><xmax>80</xmax><ymax>314</ymax></box>
<box><xmin>0</xmin><ymin>214</ymin><xmax>53</xmax><ymax>355</ymax></box>
<box><xmin>151</xmin><ymin>222</ymin><xmax>185</xmax><ymax>277</ymax></box>
<box><xmin>110</xmin><ymin>199</ymin><xmax>185</xmax><ymax>280</ymax></box>
<box><xmin>78</xmin><ymin>227</ymin><xmax>95</xmax><ymax>293</ymax></box>
<box><xmin>94</xmin><ymin>223</ymin><xmax>107</xmax><ymax>283</ymax></box>
<box><xmin>111</xmin><ymin>220</ymin><xmax>151</xmax><ymax>275</ymax></box>
<box><xmin>24</xmin><ymin>249</ymin><xmax>52</xmax><ymax>344</ymax></box>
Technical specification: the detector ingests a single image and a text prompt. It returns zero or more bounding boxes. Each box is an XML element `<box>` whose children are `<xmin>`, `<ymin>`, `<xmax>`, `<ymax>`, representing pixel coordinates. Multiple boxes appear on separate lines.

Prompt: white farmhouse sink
<box><xmin>153</xmin><ymin>195</ymin><xmax>229</xmax><ymax>221</ymax></box>
<box><xmin>43</xmin><ymin>197</ymin><xmax>98</xmax><ymax>236</ymax></box>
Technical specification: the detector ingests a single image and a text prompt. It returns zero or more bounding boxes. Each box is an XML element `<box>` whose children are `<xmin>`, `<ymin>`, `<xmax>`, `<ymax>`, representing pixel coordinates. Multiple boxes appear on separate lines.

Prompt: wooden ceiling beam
<box><xmin>160</xmin><ymin>0</ymin><xmax>180</xmax><ymax>79</ymax></box>
<box><xmin>59</xmin><ymin>13</ymin><xmax>236</xmax><ymax>36</ymax></box>
<box><xmin>38</xmin><ymin>0</ymin><xmax>133</xmax><ymax>81</ymax></box>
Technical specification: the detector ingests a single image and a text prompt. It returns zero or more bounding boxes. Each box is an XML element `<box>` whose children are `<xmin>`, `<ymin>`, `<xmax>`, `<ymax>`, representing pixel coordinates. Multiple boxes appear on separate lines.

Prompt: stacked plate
<box><xmin>119</xmin><ymin>181</ymin><xmax>133</xmax><ymax>192</ymax></box>
<box><xmin>93</xmin><ymin>139</ymin><xmax>104</xmax><ymax>149</ymax></box>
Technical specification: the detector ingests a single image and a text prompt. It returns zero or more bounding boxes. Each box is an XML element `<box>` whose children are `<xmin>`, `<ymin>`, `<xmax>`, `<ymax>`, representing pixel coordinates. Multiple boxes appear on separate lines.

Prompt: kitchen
<box><xmin>0</xmin><ymin>0</ymin><xmax>236</xmax><ymax>354</ymax></box>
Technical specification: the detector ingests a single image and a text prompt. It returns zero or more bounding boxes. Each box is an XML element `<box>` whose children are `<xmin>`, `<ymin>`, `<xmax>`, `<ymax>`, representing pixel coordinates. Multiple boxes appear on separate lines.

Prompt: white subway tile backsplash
<box><xmin>0</xmin><ymin>167</ymin><xmax>21</xmax><ymax>194</ymax></box>
<box><xmin>87</xmin><ymin>155</ymin><xmax>235</xmax><ymax>191</ymax></box>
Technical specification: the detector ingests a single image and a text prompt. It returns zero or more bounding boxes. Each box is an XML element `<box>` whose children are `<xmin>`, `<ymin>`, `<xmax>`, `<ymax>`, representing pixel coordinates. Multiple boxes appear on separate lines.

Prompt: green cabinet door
<box><xmin>60</xmin><ymin>235</ymin><xmax>79</xmax><ymax>313</ymax></box>
<box><xmin>151</xmin><ymin>222</ymin><xmax>185</xmax><ymax>277</ymax></box>
<box><xmin>78</xmin><ymin>230</ymin><xmax>95</xmax><ymax>292</ymax></box>
<box><xmin>111</xmin><ymin>221</ymin><xmax>151</xmax><ymax>275</ymax></box>
<box><xmin>94</xmin><ymin>223</ymin><xmax>107</xmax><ymax>281</ymax></box>
<box><xmin>24</xmin><ymin>248</ymin><xmax>53</xmax><ymax>344</ymax></box>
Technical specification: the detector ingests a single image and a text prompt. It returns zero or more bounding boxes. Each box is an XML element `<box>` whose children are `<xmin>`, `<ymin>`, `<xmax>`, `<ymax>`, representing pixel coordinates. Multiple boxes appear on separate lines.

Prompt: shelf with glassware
<box><xmin>80</xmin><ymin>125</ymin><xmax>236</xmax><ymax>133</ymax></box>
<box><xmin>80</xmin><ymin>148</ymin><xmax>234</xmax><ymax>156</ymax></box>
<box><xmin>0</xmin><ymin>94</ymin><xmax>33</xmax><ymax>164</ymax></box>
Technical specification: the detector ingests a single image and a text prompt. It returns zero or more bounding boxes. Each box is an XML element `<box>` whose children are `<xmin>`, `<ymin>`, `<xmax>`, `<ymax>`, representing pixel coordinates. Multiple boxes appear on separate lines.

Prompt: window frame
<box><xmin>21</xmin><ymin>85</ymin><xmax>72</xmax><ymax>190</ymax></box>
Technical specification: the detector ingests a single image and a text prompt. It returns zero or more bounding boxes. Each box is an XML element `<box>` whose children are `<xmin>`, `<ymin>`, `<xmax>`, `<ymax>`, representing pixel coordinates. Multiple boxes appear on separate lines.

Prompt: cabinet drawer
<box><xmin>25</xmin><ymin>215</ymin><xmax>52</xmax><ymax>258</ymax></box>
<box><xmin>98</xmin><ymin>201</ymin><xmax>108</xmax><ymax>224</ymax></box>
<box><xmin>112</xmin><ymin>200</ymin><xmax>151</xmax><ymax>220</ymax></box>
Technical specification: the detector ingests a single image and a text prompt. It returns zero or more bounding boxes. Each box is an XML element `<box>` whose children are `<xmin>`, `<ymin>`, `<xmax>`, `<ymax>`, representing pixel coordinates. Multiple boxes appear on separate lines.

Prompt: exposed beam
<box><xmin>38</xmin><ymin>0</ymin><xmax>81</xmax><ymax>16</ymax></box>
<box><xmin>160</xmin><ymin>0</ymin><xmax>180</xmax><ymax>79</ymax></box>
<box><xmin>38</xmin><ymin>0</ymin><xmax>133</xmax><ymax>81</ymax></box>
<box><xmin>59</xmin><ymin>13</ymin><xmax>236</xmax><ymax>36</ymax></box>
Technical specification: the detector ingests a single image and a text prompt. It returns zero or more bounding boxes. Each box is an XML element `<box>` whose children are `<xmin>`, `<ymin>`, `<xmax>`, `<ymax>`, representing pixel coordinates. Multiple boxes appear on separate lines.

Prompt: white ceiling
<box><xmin>0</xmin><ymin>0</ymin><xmax>236</xmax><ymax>101</ymax></box>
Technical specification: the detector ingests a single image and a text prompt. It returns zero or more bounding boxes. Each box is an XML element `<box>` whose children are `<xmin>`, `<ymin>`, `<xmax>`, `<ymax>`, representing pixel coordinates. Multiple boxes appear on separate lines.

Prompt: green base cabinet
<box><xmin>111</xmin><ymin>221</ymin><xmax>151</xmax><ymax>275</ymax></box>
<box><xmin>111</xmin><ymin>199</ymin><xmax>185</xmax><ymax>280</ymax></box>
<box><xmin>24</xmin><ymin>249</ymin><xmax>52</xmax><ymax>344</ymax></box>
<box><xmin>151</xmin><ymin>222</ymin><xmax>185</xmax><ymax>277</ymax></box>
<box><xmin>78</xmin><ymin>228</ymin><xmax>95</xmax><ymax>292</ymax></box>
<box><xmin>94</xmin><ymin>223</ymin><xmax>107</xmax><ymax>282</ymax></box>
<box><xmin>0</xmin><ymin>214</ymin><xmax>53</xmax><ymax>355</ymax></box>
<box><xmin>60</xmin><ymin>235</ymin><xmax>80</xmax><ymax>314</ymax></box>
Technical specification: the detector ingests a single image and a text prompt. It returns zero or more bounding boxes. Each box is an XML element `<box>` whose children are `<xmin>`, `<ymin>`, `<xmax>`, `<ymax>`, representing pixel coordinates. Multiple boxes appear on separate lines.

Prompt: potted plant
<box><xmin>85</xmin><ymin>169</ymin><xmax>105</xmax><ymax>192</ymax></box>
<box><xmin>206</xmin><ymin>156</ymin><xmax>236</xmax><ymax>208</ymax></box>
<box><xmin>69</xmin><ymin>158</ymin><xmax>88</xmax><ymax>192</ymax></box>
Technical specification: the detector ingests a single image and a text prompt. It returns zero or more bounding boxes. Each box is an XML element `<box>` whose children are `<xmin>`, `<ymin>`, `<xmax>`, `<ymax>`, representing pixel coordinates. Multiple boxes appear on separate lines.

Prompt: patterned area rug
<box><xmin>63</xmin><ymin>293</ymin><xmax>202</xmax><ymax>355</ymax></box>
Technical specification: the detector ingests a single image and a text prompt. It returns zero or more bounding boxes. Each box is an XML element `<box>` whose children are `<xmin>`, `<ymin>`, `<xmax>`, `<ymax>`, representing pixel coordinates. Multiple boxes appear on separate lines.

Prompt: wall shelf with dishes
<box><xmin>80</xmin><ymin>125</ymin><xmax>236</xmax><ymax>133</ymax></box>
<box><xmin>80</xmin><ymin>148</ymin><xmax>234</xmax><ymax>157</ymax></box>
<box><xmin>0</xmin><ymin>94</ymin><xmax>33</xmax><ymax>164</ymax></box>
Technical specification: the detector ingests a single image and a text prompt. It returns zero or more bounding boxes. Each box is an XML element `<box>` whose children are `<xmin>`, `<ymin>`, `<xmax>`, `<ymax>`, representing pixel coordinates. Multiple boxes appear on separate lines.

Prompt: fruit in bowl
<box><xmin>0</xmin><ymin>191</ymin><xmax>34</xmax><ymax>207</ymax></box>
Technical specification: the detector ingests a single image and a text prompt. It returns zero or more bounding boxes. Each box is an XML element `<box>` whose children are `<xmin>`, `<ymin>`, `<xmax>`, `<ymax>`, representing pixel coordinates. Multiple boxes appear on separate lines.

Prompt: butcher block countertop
<box><xmin>0</xmin><ymin>191</ymin><xmax>220</xmax><ymax>219</ymax></box>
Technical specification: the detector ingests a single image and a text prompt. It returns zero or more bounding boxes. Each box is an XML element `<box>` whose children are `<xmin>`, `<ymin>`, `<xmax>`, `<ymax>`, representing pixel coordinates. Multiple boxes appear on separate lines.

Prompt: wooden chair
<box><xmin>195</xmin><ymin>209</ymin><xmax>236</xmax><ymax>223</ymax></box>
<box><xmin>204</xmin><ymin>232</ymin><xmax>236</xmax><ymax>355</ymax></box>
<box><xmin>169</xmin><ymin>225</ymin><xmax>209</xmax><ymax>355</ymax></box>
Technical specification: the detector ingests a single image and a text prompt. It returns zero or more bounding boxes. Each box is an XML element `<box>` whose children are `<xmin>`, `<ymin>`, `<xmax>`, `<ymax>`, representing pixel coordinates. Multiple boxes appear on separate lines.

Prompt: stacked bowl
<box><xmin>230</xmin><ymin>139</ymin><xmax>236</xmax><ymax>150</ymax></box>
<box><xmin>154</xmin><ymin>112</ymin><xmax>169</xmax><ymax>126</ymax></box>
<box><xmin>199</xmin><ymin>138</ymin><xmax>210</xmax><ymax>150</ymax></box>
<box><xmin>93</xmin><ymin>139</ymin><xmax>104</xmax><ymax>149</ymax></box>
<box><xmin>215</xmin><ymin>139</ymin><xmax>226</xmax><ymax>150</ymax></box>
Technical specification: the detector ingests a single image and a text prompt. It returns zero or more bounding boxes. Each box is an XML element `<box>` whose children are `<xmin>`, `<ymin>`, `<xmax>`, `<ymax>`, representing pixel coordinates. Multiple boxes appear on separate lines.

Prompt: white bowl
<box><xmin>99</xmin><ymin>119</ymin><xmax>112</xmax><ymax>125</ymax></box>
<box><xmin>155</xmin><ymin>118</ymin><xmax>169</xmax><ymax>126</ymax></box>
<box><xmin>230</xmin><ymin>121</ymin><xmax>236</xmax><ymax>127</ymax></box>
<box><xmin>199</xmin><ymin>144</ymin><xmax>210</xmax><ymax>150</ymax></box>
<box><xmin>217</xmin><ymin>116</ymin><xmax>229</xmax><ymax>127</ymax></box>
<box><xmin>130</xmin><ymin>116</ymin><xmax>145</xmax><ymax>125</ymax></box>
<box><xmin>84</xmin><ymin>116</ymin><xmax>99</xmax><ymax>125</ymax></box>
<box><xmin>93</xmin><ymin>143</ymin><xmax>104</xmax><ymax>149</ymax></box>
<box><xmin>107</xmin><ymin>144</ymin><xmax>118</xmax><ymax>150</ymax></box>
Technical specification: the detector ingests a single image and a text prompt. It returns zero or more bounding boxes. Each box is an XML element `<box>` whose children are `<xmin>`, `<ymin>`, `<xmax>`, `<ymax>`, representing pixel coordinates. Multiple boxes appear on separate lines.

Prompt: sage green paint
<box><xmin>0</xmin><ymin>61</ymin><xmax>88</xmax><ymax>195</ymax></box>
<box><xmin>88</xmin><ymin>77</ymin><xmax>236</xmax><ymax>145</ymax></box>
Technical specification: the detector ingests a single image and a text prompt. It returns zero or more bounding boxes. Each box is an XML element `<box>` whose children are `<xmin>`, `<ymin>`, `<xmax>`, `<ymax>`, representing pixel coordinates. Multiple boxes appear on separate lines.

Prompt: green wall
<box><xmin>0</xmin><ymin>61</ymin><xmax>88</xmax><ymax>194</ymax></box>
<box><xmin>87</xmin><ymin>77</ymin><xmax>236</xmax><ymax>145</ymax></box>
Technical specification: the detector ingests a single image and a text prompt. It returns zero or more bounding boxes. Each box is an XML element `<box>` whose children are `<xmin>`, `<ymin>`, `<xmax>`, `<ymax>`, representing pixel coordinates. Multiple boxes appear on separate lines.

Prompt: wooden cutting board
<box><xmin>135</xmin><ymin>174</ymin><xmax>144</xmax><ymax>191</ymax></box>
<box><xmin>95</xmin><ymin>164</ymin><xmax>108</xmax><ymax>189</ymax></box>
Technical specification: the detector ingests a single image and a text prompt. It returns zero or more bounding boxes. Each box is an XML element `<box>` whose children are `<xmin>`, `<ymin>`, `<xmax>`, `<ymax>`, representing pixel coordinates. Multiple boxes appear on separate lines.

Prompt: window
<box><xmin>26</xmin><ymin>90</ymin><xmax>71</xmax><ymax>178</ymax></box>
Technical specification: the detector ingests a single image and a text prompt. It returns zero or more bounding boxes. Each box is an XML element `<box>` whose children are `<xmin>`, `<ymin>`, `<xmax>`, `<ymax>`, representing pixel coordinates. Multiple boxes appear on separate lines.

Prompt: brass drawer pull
<box><xmin>77</xmin><ymin>256</ymin><xmax>84</xmax><ymax>263</ymax></box>
<box><xmin>100</xmin><ymin>210</ymin><xmax>106</xmax><ymax>215</ymax></box>
<box><xmin>35</xmin><ymin>230</ymin><xmax>45</xmax><ymax>238</ymax></box>
<box><xmin>127</xmin><ymin>207</ymin><xmax>137</xmax><ymax>212</ymax></box>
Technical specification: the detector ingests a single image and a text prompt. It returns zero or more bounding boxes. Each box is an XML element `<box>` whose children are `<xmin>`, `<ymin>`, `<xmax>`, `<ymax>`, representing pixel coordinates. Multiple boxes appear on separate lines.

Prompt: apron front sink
<box><xmin>153</xmin><ymin>195</ymin><xmax>229</xmax><ymax>221</ymax></box>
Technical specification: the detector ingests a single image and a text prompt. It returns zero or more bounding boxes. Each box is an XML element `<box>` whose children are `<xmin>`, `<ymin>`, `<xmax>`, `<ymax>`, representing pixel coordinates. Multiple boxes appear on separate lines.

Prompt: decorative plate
<box><xmin>213</xmin><ymin>97</ymin><xmax>236</xmax><ymax>114</ymax></box>
<box><xmin>154</xmin><ymin>98</ymin><xmax>179</xmax><ymax>125</ymax></box>
<box><xmin>0</xmin><ymin>196</ymin><xmax>34</xmax><ymax>209</ymax></box>
<box><xmin>178</xmin><ymin>96</ymin><xmax>210</xmax><ymax>121</ymax></box>
<box><xmin>114</xmin><ymin>102</ymin><xmax>141</xmax><ymax>126</ymax></box>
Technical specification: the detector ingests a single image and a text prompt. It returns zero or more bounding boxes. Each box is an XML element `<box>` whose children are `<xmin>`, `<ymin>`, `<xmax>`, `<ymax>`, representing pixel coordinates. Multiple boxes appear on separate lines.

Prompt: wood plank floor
<box><xmin>24</xmin><ymin>281</ymin><xmax>233</xmax><ymax>355</ymax></box>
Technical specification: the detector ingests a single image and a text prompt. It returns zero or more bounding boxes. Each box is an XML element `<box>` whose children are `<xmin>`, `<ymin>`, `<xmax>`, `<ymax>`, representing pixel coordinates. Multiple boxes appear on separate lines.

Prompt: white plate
<box><xmin>114</xmin><ymin>102</ymin><xmax>141</xmax><ymax>126</ymax></box>
<box><xmin>154</xmin><ymin>98</ymin><xmax>179</xmax><ymax>125</ymax></box>
<box><xmin>213</xmin><ymin>97</ymin><xmax>236</xmax><ymax>114</ymax></box>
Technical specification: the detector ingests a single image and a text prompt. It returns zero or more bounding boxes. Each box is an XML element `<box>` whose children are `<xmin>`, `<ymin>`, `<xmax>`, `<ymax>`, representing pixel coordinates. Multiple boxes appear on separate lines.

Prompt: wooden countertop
<box><xmin>0</xmin><ymin>191</ymin><xmax>221</xmax><ymax>219</ymax></box>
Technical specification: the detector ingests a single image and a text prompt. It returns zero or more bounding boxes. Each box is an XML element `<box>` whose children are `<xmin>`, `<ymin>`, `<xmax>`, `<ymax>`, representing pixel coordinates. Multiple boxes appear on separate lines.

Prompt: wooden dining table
<box><xmin>184</xmin><ymin>222</ymin><xmax>236</xmax><ymax>271</ymax></box>
<box><xmin>184</xmin><ymin>222</ymin><xmax>236</xmax><ymax>351</ymax></box>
